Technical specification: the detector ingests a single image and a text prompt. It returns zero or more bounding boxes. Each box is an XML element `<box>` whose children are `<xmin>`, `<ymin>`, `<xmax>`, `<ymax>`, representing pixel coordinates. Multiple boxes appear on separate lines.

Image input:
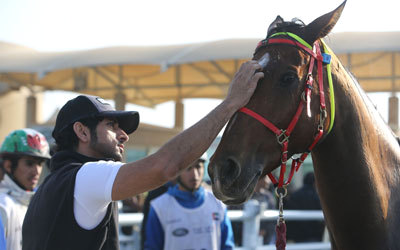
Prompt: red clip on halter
<box><xmin>240</xmin><ymin>34</ymin><xmax>330</xmax><ymax>188</ymax></box>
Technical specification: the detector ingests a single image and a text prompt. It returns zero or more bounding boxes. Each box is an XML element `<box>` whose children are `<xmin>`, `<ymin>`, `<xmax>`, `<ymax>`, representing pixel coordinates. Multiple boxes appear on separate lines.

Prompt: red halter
<box><xmin>240</xmin><ymin>36</ymin><xmax>329</xmax><ymax>188</ymax></box>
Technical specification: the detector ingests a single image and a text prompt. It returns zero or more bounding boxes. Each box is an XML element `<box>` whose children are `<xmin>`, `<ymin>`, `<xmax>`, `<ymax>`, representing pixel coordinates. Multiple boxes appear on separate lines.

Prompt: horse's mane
<box><xmin>346</xmin><ymin>68</ymin><xmax>399</xmax><ymax>140</ymax></box>
<box><xmin>266</xmin><ymin>16</ymin><xmax>305</xmax><ymax>38</ymax></box>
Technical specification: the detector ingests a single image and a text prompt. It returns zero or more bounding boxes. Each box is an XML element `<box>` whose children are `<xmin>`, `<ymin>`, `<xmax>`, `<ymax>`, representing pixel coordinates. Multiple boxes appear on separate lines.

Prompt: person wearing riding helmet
<box><xmin>144</xmin><ymin>154</ymin><xmax>235</xmax><ymax>250</ymax></box>
<box><xmin>0</xmin><ymin>128</ymin><xmax>50</xmax><ymax>250</ymax></box>
<box><xmin>21</xmin><ymin>61</ymin><xmax>262</xmax><ymax>250</ymax></box>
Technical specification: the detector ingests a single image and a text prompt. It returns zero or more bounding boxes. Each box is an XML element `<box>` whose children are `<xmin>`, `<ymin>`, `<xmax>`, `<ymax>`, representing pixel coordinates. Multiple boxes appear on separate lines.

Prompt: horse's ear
<box><xmin>304</xmin><ymin>1</ymin><xmax>346</xmax><ymax>43</ymax></box>
<box><xmin>267</xmin><ymin>15</ymin><xmax>285</xmax><ymax>37</ymax></box>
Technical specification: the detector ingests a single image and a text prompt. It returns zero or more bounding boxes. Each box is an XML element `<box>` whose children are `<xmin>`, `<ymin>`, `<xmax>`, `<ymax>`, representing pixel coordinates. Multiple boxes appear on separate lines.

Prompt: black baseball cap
<box><xmin>52</xmin><ymin>95</ymin><xmax>140</xmax><ymax>140</ymax></box>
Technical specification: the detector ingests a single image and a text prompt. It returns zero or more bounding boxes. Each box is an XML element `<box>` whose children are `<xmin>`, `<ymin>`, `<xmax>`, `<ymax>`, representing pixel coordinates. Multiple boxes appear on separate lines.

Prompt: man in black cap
<box><xmin>22</xmin><ymin>61</ymin><xmax>263</xmax><ymax>250</ymax></box>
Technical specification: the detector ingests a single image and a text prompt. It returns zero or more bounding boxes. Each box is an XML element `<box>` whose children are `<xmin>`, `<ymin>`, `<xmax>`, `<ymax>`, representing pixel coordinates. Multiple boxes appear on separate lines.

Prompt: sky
<box><xmin>0</xmin><ymin>0</ymin><xmax>399</xmax><ymax>128</ymax></box>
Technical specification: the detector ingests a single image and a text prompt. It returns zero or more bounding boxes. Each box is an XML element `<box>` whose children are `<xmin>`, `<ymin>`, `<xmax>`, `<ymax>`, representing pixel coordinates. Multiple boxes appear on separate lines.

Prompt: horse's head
<box><xmin>208</xmin><ymin>1</ymin><xmax>346</xmax><ymax>205</ymax></box>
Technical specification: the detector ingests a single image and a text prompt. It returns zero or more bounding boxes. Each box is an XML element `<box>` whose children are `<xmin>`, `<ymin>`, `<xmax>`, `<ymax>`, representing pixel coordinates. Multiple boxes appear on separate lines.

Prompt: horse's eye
<box><xmin>280</xmin><ymin>72</ymin><xmax>299</xmax><ymax>86</ymax></box>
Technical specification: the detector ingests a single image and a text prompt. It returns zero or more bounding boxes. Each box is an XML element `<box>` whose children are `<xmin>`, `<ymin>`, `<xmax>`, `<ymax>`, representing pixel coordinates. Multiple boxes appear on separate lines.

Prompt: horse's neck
<box><xmin>313</xmin><ymin>61</ymin><xmax>400</xmax><ymax>186</ymax></box>
<box><xmin>310</xmin><ymin>61</ymin><xmax>400</xmax><ymax>249</ymax></box>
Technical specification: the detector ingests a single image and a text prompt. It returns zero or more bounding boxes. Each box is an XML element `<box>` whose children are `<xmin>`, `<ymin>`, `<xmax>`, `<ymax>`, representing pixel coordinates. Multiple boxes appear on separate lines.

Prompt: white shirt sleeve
<box><xmin>73</xmin><ymin>160</ymin><xmax>123</xmax><ymax>230</ymax></box>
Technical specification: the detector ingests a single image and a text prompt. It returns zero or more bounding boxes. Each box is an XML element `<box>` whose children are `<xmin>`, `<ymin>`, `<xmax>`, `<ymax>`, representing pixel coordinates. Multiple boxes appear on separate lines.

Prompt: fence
<box><xmin>119</xmin><ymin>200</ymin><xmax>330</xmax><ymax>250</ymax></box>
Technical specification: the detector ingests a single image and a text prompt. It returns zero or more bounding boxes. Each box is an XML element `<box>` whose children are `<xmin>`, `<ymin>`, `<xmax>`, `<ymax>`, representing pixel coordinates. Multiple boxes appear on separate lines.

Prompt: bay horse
<box><xmin>208</xmin><ymin>1</ymin><xmax>400</xmax><ymax>249</ymax></box>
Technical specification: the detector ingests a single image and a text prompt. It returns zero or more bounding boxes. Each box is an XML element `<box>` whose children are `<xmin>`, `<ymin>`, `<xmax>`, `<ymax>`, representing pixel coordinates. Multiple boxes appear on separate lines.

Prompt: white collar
<box><xmin>0</xmin><ymin>175</ymin><xmax>34</xmax><ymax>206</ymax></box>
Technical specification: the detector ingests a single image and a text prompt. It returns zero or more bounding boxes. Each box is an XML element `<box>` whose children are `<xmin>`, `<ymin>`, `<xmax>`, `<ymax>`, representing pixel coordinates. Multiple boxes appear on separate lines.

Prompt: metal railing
<box><xmin>119</xmin><ymin>200</ymin><xmax>330</xmax><ymax>250</ymax></box>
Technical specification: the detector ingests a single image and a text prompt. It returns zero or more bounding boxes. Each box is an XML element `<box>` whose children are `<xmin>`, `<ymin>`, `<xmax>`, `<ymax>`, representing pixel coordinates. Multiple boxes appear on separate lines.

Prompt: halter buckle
<box><xmin>318</xmin><ymin>107</ymin><xmax>327</xmax><ymax>130</ymax></box>
<box><xmin>276</xmin><ymin>130</ymin><xmax>289</xmax><ymax>145</ymax></box>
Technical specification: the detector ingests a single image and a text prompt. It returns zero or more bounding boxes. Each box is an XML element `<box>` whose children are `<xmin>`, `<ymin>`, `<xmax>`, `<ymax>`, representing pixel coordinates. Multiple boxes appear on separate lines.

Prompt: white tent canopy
<box><xmin>0</xmin><ymin>31</ymin><xmax>399</xmax><ymax>107</ymax></box>
<box><xmin>0</xmin><ymin>32</ymin><xmax>399</xmax><ymax>73</ymax></box>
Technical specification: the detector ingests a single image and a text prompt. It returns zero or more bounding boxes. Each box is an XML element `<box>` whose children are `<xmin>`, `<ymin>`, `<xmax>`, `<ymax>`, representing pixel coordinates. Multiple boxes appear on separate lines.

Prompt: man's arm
<box><xmin>112</xmin><ymin>61</ymin><xmax>263</xmax><ymax>200</ymax></box>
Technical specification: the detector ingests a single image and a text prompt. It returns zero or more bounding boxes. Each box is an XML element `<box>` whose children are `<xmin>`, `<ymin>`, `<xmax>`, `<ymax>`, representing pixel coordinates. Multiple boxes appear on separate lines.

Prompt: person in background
<box><xmin>285</xmin><ymin>172</ymin><xmax>325</xmax><ymax>242</ymax></box>
<box><xmin>0</xmin><ymin>129</ymin><xmax>50</xmax><ymax>250</ymax></box>
<box><xmin>140</xmin><ymin>180</ymin><xmax>176</xmax><ymax>250</ymax></box>
<box><xmin>144</xmin><ymin>154</ymin><xmax>234</xmax><ymax>250</ymax></box>
<box><xmin>22</xmin><ymin>61</ymin><xmax>263</xmax><ymax>250</ymax></box>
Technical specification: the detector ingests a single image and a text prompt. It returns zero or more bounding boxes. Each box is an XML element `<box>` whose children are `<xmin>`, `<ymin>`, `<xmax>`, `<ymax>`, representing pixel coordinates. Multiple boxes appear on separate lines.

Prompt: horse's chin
<box><xmin>211</xmin><ymin>172</ymin><xmax>259</xmax><ymax>205</ymax></box>
<box><xmin>219</xmin><ymin>196</ymin><xmax>249</xmax><ymax>205</ymax></box>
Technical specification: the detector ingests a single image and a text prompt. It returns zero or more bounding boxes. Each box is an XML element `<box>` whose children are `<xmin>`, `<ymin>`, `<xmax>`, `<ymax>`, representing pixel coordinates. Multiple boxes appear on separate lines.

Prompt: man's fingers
<box><xmin>253</xmin><ymin>71</ymin><xmax>264</xmax><ymax>82</ymax></box>
<box><xmin>239</xmin><ymin>61</ymin><xmax>262</xmax><ymax>80</ymax></box>
<box><xmin>225</xmin><ymin>60</ymin><xmax>265</xmax><ymax>109</ymax></box>
<box><xmin>247</xmin><ymin>60</ymin><xmax>262</xmax><ymax>71</ymax></box>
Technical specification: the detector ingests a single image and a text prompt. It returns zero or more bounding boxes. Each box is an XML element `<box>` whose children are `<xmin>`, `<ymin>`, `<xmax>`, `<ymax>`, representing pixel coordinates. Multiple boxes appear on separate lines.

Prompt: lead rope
<box><xmin>275</xmin><ymin>186</ymin><xmax>288</xmax><ymax>250</ymax></box>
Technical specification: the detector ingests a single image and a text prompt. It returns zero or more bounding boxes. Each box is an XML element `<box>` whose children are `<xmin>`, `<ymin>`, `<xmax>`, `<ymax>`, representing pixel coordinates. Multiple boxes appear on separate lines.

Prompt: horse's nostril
<box><xmin>220</xmin><ymin>157</ymin><xmax>241</xmax><ymax>184</ymax></box>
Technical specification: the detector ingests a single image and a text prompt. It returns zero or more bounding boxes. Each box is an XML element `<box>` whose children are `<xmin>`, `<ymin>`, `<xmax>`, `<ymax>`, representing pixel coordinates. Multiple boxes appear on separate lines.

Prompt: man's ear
<box><xmin>72</xmin><ymin>122</ymin><xmax>91</xmax><ymax>143</ymax></box>
<box><xmin>3</xmin><ymin>160</ymin><xmax>12</xmax><ymax>174</ymax></box>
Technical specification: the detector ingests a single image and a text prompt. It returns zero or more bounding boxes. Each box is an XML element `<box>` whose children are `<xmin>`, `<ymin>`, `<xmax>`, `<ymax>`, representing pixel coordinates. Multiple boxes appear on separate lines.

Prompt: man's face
<box><xmin>178</xmin><ymin>160</ymin><xmax>205</xmax><ymax>192</ymax></box>
<box><xmin>89</xmin><ymin>118</ymin><xmax>129</xmax><ymax>161</ymax></box>
<box><xmin>12</xmin><ymin>156</ymin><xmax>44</xmax><ymax>191</ymax></box>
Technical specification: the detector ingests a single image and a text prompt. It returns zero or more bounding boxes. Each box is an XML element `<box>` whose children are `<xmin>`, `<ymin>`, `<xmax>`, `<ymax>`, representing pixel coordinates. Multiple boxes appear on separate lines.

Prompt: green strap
<box><xmin>321</xmin><ymin>40</ymin><xmax>335</xmax><ymax>134</ymax></box>
<box><xmin>270</xmin><ymin>32</ymin><xmax>313</xmax><ymax>50</ymax></box>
